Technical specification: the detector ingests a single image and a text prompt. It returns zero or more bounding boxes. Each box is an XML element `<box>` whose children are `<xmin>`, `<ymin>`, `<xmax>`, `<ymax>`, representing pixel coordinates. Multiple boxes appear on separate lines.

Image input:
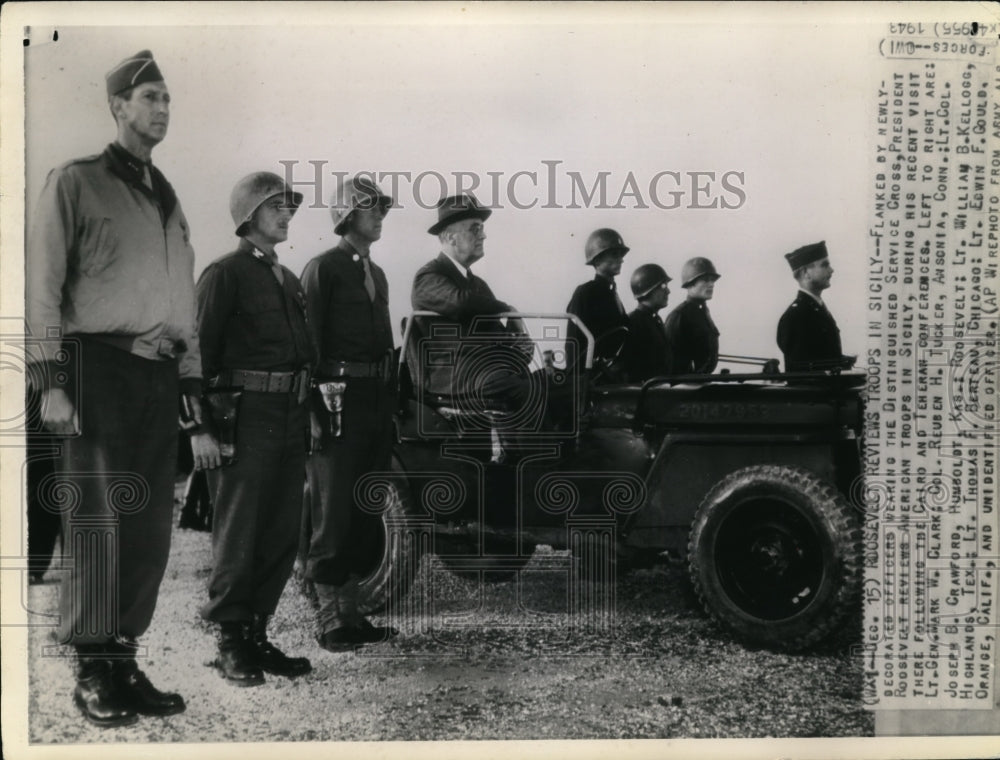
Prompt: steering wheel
<box><xmin>590</xmin><ymin>326</ymin><xmax>629</xmax><ymax>383</ymax></box>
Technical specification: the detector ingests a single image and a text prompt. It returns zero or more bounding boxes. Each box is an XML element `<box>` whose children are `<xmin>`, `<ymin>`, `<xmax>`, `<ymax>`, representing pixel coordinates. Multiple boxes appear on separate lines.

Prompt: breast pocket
<box><xmin>77</xmin><ymin>216</ymin><xmax>119</xmax><ymax>277</ymax></box>
<box><xmin>241</xmin><ymin>291</ymin><xmax>287</xmax><ymax>342</ymax></box>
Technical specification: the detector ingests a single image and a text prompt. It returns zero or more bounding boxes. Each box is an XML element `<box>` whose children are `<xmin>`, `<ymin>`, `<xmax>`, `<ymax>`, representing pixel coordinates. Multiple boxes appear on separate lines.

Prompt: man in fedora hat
<box><xmin>300</xmin><ymin>175</ymin><xmax>400</xmax><ymax>652</ymax></box>
<box><xmin>195</xmin><ymin>171</ymin><xmax>314</xmax><ymax>685</ymax></box>
<box><xmin>26</xmin><ymin>50</ymin><xmax>197</xmax><ymax>726</ymax></box>
<box><xmin>777</xmin><ymin>241</ymin><xmax>856</xmax><ymax>372</ymax></box>
<box><xmin>410</xmin><ymin>193</ymin><xmax>530</xmax><ymax>411</ymax></box>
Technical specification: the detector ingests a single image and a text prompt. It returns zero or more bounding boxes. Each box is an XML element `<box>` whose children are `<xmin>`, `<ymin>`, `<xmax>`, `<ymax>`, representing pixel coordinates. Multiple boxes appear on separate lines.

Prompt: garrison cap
<box><xmin>106</xmin><ymin>50</ymin><xmax>164</xmax><ymax>97</ymax></box>
<box><xmin>785</xmin><ymin>241</ymin><xmax>829</xmax><ymax>272</ymax></box>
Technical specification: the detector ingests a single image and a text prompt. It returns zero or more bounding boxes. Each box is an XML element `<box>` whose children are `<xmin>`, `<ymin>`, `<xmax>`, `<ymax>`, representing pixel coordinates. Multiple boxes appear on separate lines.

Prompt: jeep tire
<box><xmin>687</xmin><ymin>465</ymin><xmax>862</xmax><ymax>651</ymax></box>
<box><xmin>356</xmin><ymin>457</ymin><xmax>425</xmax><ymax>616</ymax></box>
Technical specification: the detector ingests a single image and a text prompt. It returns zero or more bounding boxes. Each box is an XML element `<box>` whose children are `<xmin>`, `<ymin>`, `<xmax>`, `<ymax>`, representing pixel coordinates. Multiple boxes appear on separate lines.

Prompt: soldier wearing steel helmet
<box><xmin>300</xmin><ymin>175</ymin><xmax>399</xmax><ymax>653</ymax></box>
<box><xmin>565</xmin><ymin>228</ymin><xmax>631</xmax><ymax>376</ymax></box>
<box><xmin>195</xmin><ymin>171</ymin><xmax>315</xmax><ymax>686</ymax></box>
<box><xmin>664</xmin><ymin>256</ymin><xmax>721</xmax><ymax>374</ymax></box>
<box><xmin>622</xmin><ymin>263</ymin><xmax>674</xmax><ymax>382</ymax></box>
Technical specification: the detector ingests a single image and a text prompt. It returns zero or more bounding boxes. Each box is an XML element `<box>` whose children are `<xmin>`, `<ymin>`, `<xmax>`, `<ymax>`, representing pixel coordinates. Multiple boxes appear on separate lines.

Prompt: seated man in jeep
<box><xmin>409</xmin><ymin>193</ymin><xmax>531</xmax><ymax>415</ymax></box>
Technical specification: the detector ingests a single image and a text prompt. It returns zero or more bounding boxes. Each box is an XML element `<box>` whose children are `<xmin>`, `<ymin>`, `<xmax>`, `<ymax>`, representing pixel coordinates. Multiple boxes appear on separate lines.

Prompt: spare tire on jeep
<box><xmin>687</xmin><ymin>465</ymin><xmax>863</xmax><ymax>651</ymax></box>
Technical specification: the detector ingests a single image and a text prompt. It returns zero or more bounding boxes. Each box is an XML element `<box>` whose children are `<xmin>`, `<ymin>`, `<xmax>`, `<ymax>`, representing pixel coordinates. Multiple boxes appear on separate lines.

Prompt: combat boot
<box><xmin>344</xmin><ymin>575</ymin><xmax>399</xmax><ymax>643</ymax></box>
<box><xmin>108</xmin><ymin>637</ymin><xmax>185</xmax><ymax>716</ymax></box>
<box><xmin>250</xmin><ymin>614</ymin><xmax>312</xmax><ymax>677</ymax></box>
<box><xmin>72</xmin><ymin>648</ymin><xmax>139</xmax><ymax>728</ymax></box>
<box><xmin>214</xmin><ymin>621</ymin><xmax>265</xmax><ymax>686</ymax></box>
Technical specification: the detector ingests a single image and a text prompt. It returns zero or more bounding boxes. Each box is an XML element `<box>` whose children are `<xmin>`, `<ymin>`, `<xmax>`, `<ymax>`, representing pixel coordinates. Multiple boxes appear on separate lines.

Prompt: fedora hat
<box><xmin>427</xmin><ymin>193</ymin><xmax>492</xmax><ymax>235</ymax></box>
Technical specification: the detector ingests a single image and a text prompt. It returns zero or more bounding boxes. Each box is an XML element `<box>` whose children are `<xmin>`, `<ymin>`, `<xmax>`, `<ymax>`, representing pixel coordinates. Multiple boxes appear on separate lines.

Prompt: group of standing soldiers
<box><xmin>25</xmin><ymin>49</ymin><xmax>855</xmax><ymax>730</ymax></box>
<box><xmin>189</xmin><ymin>167</ymin><xmax>406</xmax><ymax>691</ymax></box>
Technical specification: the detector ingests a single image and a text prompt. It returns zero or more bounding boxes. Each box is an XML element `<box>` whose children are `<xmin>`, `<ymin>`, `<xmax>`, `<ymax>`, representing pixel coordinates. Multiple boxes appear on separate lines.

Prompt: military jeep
<box><xmin>353</xmin><ymin>312</ymin><xmax>864</xmax><ymax>652</ymax></box>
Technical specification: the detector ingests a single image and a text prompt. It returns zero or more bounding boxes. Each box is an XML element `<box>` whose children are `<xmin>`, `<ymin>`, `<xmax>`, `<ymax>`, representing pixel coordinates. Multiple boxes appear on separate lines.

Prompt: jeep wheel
<box><xmin>687</xmin><ymin>465</ymin><xmax>862</xmax><ymax>652</ymax></box>
<box><xmin>356</xmin><ymin>457</ymin><xmax>425</xmax><ymax>616</ymax></box>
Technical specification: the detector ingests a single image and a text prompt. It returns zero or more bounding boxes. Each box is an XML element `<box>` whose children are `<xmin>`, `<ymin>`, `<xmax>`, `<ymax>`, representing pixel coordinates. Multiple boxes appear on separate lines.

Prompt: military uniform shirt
<box><xmin>663</xmin><ymin>298</ymin><xmax>720</xmax><ymax>374</ymax></box>
<box><xmin>196</xmin><ymin>238</ymin><xmax>315</xmax><ymax>381</ymax></box>
<box><xmin>300</xmin><ymin>240</ymin><xmax>394</xmax><ymax>374</ymax></box>
<box><xmin>776</xmin><ymin>290</ymin><xmax>846</xmax><ymax>371</ymax></box>
<box><xmin>623</xmin><ymin>307</ymin><xmax>673</xmax><ymax>382</ymax></box>
<box><xmin>565</xmin><ymin>275</ymin><xmax>629</xmax><ymax>364</ymax></box>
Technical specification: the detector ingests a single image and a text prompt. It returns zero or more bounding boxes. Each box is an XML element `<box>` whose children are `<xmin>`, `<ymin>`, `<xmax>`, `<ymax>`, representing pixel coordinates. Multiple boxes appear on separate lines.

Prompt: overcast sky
<box><xmin>20</xmin><ymin>5</ymin><xmax>880</xmax><ymax>362</ymax></box>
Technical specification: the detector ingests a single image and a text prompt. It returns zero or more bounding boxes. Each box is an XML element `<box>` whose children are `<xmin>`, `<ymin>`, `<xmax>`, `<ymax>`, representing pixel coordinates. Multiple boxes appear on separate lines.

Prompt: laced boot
<box><xmin>250</xmin><ymin>614</ymin><xmax>311</xmax><ymax>677</ymax></box>
<box><xmin>109</xmin><ymin>637</ymin><xmax>185</xmax><ymax>716</ymax></box>
<box><xmin>214</xmin><ymin>621</ymin><xmax>264</xmax><ymax>686</ymax></box>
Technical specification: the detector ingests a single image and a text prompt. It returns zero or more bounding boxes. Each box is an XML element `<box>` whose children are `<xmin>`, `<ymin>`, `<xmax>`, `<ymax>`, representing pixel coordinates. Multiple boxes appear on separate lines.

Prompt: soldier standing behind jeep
<box><xmin>301</xmin><ymin>175</ymin><xmax>400</xmax><ymax>652</ymax></box>
<box><xmin>664</xmin><ymin>256</ymin><xmax>721</xmax><ymax>374</ymax></box>
<box><xmin>565</xmin><ymin>228</ymin><xmax>631</xmax><ymax>376</ymax></box>
<box><xmin>194</xmin><ymin>172</ymin><xmax>315</xmax><ymax>686</ymax></box>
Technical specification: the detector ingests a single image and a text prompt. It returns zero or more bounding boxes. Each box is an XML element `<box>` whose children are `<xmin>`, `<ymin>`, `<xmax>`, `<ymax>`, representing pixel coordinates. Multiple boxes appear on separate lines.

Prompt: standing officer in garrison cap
<box><xmin>195</xmin><ymin>172</ymin><xmax>315</xmax><ymax>685</ymax></box>
<box><xmin>26</xmin><ymin>50</ymin><xmax>196</xmax><ymax>727</ymax></box>
<box><xmin>301</xmin><ymin>175</ymin><xmax>400</xmax><ymax>652</ymax></box>
<box><xmin>664</xmin><ymin>256</ymin><xmax>721</xmax><ymax>374</ymax></box>
<box><xmin>565</xmin><ymin>228</ymin><xmax>631</xmax><ymax>376</ymax></box>
<box><xmin>777</xmin><ymin>241</ymin><xmax>857</xmax><ymax>372</ymax></box>
<box><xmin>622</xmin><ymin>263</ymin><xmax>674</xmax><ymax>382</ymax></box>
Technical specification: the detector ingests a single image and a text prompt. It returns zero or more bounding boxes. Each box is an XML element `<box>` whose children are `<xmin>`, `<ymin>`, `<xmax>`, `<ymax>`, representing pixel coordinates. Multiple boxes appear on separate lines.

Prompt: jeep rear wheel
<box><xmin>356</xmin><ymin>457</ymin><xmax>425</xmax><ymax>616</ymax></box>
<box><xmin>687</xmin><ymin>465</ymin><xmax>862</xmax><ymax>652</ymax></box>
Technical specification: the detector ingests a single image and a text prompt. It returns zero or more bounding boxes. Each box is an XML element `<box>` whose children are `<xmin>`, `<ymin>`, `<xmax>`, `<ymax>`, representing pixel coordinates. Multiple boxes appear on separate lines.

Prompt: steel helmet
<box><xmin>230</xmin><ymin>172</ymin><xmax>303</xmax><ymax>237</ymax></box>
<box><xmin>330</xmin><ymin>175</ymin><xmax>393</xmax><ymax>235</ymax></box>
<box><xmin>680</xmin><ymin>257</ymin><xmax>720</xmax><ymax>287</ymax></box>
<box><xmin>630</xmin><ymin>263</ymin><xmax>672</xmax><ymax>298</ymax></box>
<box><xmin>584</xmin><ymin>228</ymin><xmax>630</xmax><ymax>265</ymax></box>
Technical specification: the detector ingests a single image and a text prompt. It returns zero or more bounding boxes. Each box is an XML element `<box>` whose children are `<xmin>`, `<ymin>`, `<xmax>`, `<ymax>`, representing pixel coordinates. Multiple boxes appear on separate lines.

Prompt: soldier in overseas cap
<box><xmin>622</xmin><ymin>263</ymin><xmax>674</xmax><ymax>382</ymax></box>
<box><xmin>565</xmin><ymin>228</ymin><xmax>631</xmax><ymax>379</ymax></box>
<box><xmin>26</xmin><ymin>49</ymin><xmax>196</xmax><ymax>727</ymax></box>
<box><xmin>300</xmin><ymin>175</ymin><xmax>400</xmax><ymax>652</ymax></box>
<box><xmin>194</xmin><ymin>172</ymin><xmax>315</xmax><ymax>685</ymax></box>
<box><xmin>664</xmin><ymin>256</ymin><xmax>721</xmax><ymax>374</ymax></box>
<box><xmin>776</xmin><ymin>241</ymin><xmax>856</xmax><ymax>372</ymax></box>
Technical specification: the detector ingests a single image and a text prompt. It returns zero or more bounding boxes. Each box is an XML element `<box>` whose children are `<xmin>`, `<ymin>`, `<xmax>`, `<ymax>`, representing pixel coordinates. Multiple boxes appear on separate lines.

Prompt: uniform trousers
<box><xmin>57</xmin><ymin>338</ymin><xmax>178</xmax><ymax>646</ymax></box>
<box><xmin>201</xmin><ymin>391</ymin><xmax>306</xmax><ymax>622</ymax></box>
<box><xmin>305</xmin><ymin>378</ymin><xmax>394</xmax><ymax>588</ymax></box>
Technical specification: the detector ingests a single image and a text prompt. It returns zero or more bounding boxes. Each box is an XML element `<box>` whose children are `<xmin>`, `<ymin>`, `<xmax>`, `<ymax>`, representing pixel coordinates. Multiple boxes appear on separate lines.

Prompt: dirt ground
<box><xmin>24</xmin><ymin>494</ymin><xmax>873</xmax><ymax>744</ymax></box>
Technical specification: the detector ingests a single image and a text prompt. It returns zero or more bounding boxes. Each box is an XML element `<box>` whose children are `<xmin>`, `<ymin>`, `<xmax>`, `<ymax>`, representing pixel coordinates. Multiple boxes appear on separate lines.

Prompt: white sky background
<box><xmin>22</xmin><ymin>6</ymin><xmax>876</xmax><ymax>363</ymax></box>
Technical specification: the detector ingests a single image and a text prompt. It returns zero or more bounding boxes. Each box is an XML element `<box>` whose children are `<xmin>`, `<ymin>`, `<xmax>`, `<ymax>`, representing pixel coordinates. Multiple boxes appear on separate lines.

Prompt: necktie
<box><xmin>142</xmin><ymin>165</ymin><xmax>153</xmax><ymax>190</ymax></box>
<box><xmin>611</xmin><ymin>282</ymin><xmax>625</xmax><ymax>316</ymax></box>
<box><xmin>360</xmin><ymin>255</ymin><xmax>376</xmax><ymax>302</ymax></box>
<box><xmin>255</xmin><ymin>249</ymin><xmax>284</xmax><ymax>285</ymax></box>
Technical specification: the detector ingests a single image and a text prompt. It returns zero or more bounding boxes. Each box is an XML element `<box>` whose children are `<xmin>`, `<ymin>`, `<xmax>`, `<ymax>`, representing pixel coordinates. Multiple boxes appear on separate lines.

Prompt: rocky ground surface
<box><xmin>25</xmin><ymin>492</ymin><xmax>873</xmax><ymax>745</ymax></box>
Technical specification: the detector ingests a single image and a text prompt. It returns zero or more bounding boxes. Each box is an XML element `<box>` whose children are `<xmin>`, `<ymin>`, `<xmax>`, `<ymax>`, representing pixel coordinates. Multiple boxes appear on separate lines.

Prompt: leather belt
<box><xmin>217</xmin><ymin>368</ymin><xmax>310</xmax><ymax>394</ymax></box>
<box><xmin>317</xmin><ymin>354</ymin><xmax>393</xmax><ymax>381</ymax></box>
<box><xmin>75</xmin><ymin>333</ymin><xmax>187</xmax><ymax>358</ymax></box>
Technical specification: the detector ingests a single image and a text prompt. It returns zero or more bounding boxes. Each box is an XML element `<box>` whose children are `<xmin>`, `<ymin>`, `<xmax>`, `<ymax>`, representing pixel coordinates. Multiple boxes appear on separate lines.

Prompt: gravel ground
<box><xmin>25</xmin><ymin>488</ymin><xmax>874</xmax><ymax>744</ymax></box>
